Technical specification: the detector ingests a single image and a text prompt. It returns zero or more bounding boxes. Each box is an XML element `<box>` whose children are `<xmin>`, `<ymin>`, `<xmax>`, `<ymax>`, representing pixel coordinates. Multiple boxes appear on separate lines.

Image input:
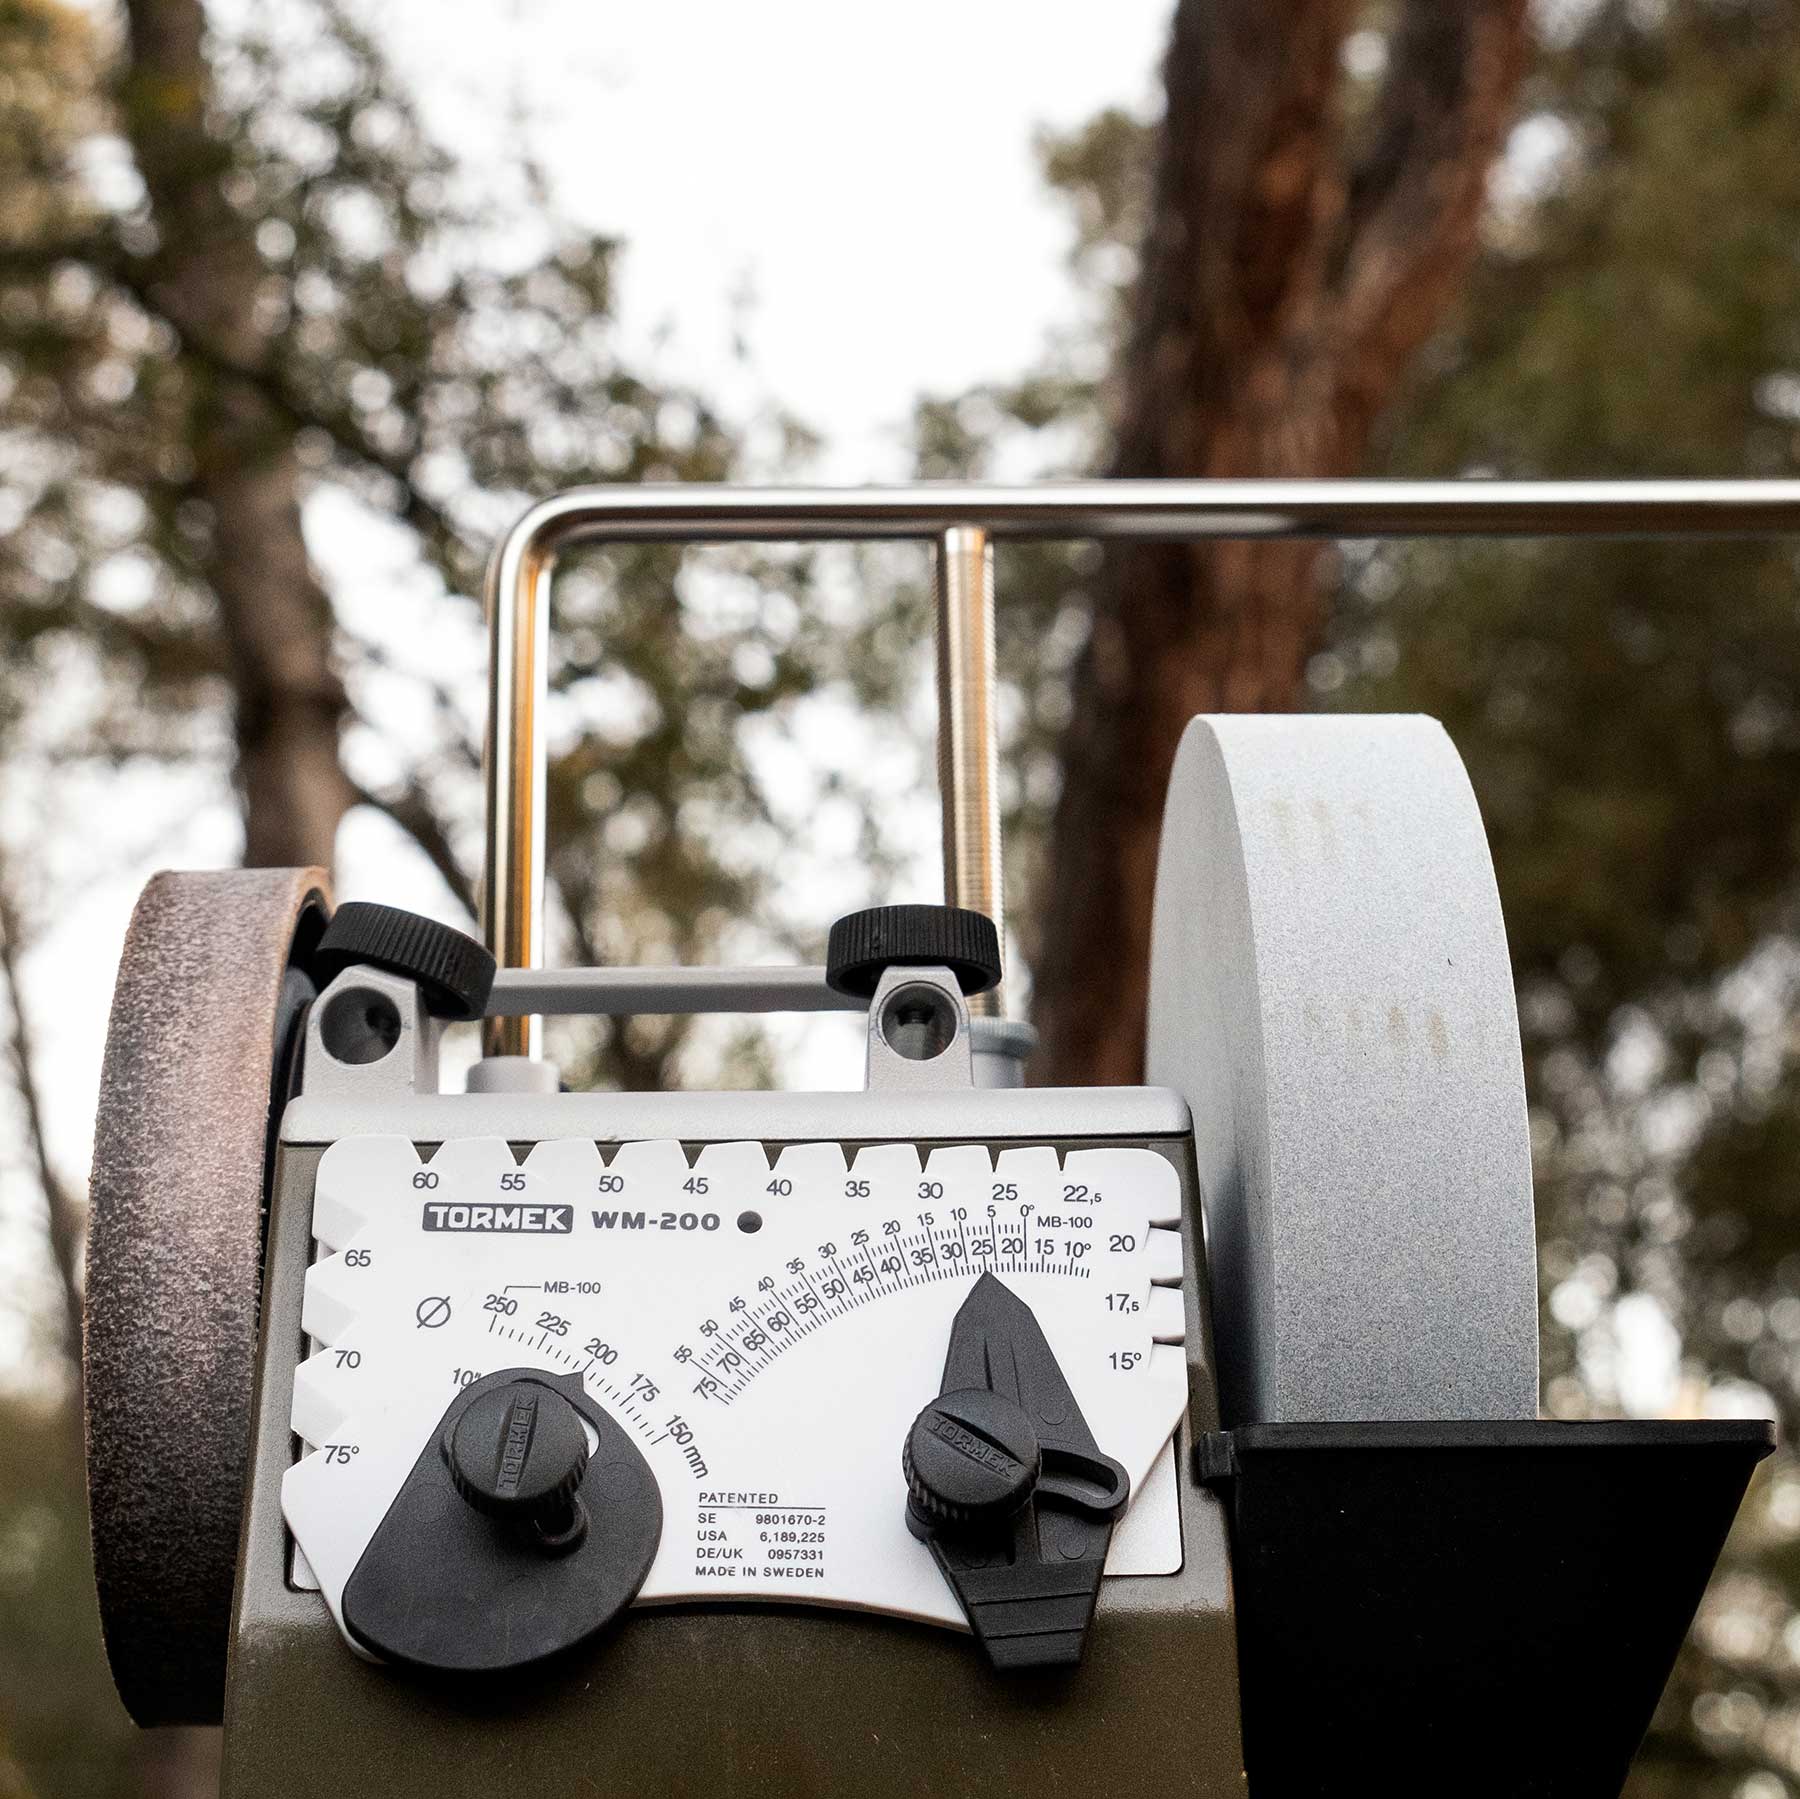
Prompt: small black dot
<box><xmin>737</xmin><ymin>1210</ymin><xmax>763</xmax><ymax>1234</ymax></box>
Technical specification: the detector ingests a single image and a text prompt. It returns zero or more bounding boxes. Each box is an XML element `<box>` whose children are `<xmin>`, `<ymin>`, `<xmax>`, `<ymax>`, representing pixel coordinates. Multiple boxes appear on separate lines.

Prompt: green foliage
<box><xmin>0</xmin><ymin>0</ymin><xmax>844</xmax><ymax>1094</ymax></box>
<box><xmin>903</xmin><ymin>110</ymin><xmax>1147</xmax><ymax>974</ymax></box>
<box><xmin>1329</xmin><ymin>3</ymin><xmax>1800</xmax><ymax>1785</ymax></box>
<box><xmin>0</xmin><ymin>5</ymin><xmax>862</xmax><ymax>1785</ymax></box>
<box><xmin>1343</xmin><ymin>0</ymin><xmax>1800</xmax><ymax>1389</ymax></box>
<box><xmin>913</xmin><ymin>4</ymin><xmax>1800</xmax><ymax>1785</ymax></box>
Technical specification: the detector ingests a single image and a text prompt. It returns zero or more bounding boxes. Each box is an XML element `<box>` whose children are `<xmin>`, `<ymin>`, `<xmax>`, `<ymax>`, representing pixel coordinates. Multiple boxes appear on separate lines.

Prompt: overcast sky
<box><xmin>385</xmin><ymin>0</ymin><xmax>1171</xmax><ymax>476</ymax></box>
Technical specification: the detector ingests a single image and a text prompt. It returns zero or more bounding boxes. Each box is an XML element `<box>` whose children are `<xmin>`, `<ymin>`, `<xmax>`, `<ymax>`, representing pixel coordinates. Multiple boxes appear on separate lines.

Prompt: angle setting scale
<box><xmin>285</xmin><ymin>1132</ymin><xmax>1189</xmax><ymax>1667</ymax></box>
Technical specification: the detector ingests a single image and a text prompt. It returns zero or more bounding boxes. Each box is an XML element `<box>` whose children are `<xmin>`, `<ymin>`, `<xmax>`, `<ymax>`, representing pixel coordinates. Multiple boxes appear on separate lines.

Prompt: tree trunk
<box><xmin>1032</xmin><ymin>0</ymin><xmax>1530</xmax><ymax>1084</ymax></box>
<box><xmin>119</xmin><ymin>0</ymin><xmax>355</xmax><ymax>870</ymax></box>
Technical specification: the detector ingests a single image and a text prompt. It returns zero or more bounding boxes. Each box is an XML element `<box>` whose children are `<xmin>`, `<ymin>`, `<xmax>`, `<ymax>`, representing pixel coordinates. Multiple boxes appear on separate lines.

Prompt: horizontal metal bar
<box><xmin>488</xmin><ymin>965</ymin><xmax>860</xmax><ymax>1017</ymax></box>
<box><xmin>500</xmin><ymin>479</ymin><xmax>1800</xmax><ymax>553</ymax></box>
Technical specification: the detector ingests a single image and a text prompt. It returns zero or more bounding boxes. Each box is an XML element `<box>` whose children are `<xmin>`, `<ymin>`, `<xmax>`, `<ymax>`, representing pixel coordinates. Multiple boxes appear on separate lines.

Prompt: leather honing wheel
<box><xmin>85</xmin><ymin>867</ymin><xmax>331</xmax><ymax>1726</ymax></box>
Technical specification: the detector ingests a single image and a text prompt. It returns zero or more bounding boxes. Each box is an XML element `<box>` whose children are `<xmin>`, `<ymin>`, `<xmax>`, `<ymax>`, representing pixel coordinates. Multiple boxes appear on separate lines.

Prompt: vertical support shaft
<box><xmin>934</xmin><ymin>527</ymin><xmax>1004</xmax><ymax>1016</ymax></box>
<box><xmin>482</xmin><ymin>534</ymin><xmax>550</xmax><ymax>1059</ymax></box>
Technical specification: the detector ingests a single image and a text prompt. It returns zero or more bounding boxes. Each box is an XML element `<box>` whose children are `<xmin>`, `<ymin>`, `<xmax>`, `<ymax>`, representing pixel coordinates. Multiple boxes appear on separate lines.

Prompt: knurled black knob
<box><xmin>311</xmin><ymin>901</ymin><xmax>496</xmax><ymax>1021</ymax></box>
<box><xmin>446</xmin><ymin>1380</ymin><xmax>590</xmax><ymax>1551</ymax></box>
<box><xmin>825</xmin><ymin>905</ymin><xmax>1002</xmax><ymax>998</ymax></box>
<box><xmin>904</xmin><ymin>1387</ymin><xmax>1041</xmax><ymax>1536</ymax></box>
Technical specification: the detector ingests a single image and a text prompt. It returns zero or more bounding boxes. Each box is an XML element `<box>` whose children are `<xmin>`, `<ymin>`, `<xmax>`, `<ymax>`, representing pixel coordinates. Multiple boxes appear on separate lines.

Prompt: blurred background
<box><xmin>2</xmin><ymin>0</ymin><xmax>1798</xmax><ymax>1791</ymax></box>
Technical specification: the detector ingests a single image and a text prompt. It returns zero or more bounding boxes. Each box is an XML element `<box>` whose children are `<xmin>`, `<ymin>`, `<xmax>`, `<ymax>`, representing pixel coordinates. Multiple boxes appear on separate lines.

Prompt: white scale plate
<box><xmin>284</xmin><ymin>1138</ymin><xmax>1189</xmax><ymax>1648</ymax></box>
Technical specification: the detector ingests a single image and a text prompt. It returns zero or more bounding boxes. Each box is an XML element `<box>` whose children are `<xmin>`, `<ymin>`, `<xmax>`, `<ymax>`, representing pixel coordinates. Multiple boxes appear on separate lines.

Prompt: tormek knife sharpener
<box><xmin>83</xmin><ymin>483</ymin><xmax>1784</xmax><ymax>1796</ymax></box>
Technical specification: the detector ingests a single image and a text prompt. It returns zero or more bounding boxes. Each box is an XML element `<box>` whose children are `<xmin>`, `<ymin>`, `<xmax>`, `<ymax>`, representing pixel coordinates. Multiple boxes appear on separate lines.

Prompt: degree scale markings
<box><xmin>689</xmin><ymin>1207</ymin><xmax>1098</xmax><ymax>1406</ymax></box>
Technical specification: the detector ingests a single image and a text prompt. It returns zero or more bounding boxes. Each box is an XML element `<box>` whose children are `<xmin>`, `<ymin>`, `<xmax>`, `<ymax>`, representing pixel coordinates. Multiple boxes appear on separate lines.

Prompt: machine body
<box><xmin>84</xmin><ymin>483</ymin><xmax>1782</xmax><ymax>1797</ymax></box>
<box><xmin>226</xmin><ymin>1113</ymin><xmax>1243</xmax><ymax>1795</ymax></box>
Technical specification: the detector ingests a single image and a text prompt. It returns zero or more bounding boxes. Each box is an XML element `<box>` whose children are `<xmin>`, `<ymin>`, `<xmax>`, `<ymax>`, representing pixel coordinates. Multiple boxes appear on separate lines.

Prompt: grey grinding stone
<box><xmin>1146</xmin><ymin>715</ymin><xmax>1539</xmax><ymax>1427</ymax></box>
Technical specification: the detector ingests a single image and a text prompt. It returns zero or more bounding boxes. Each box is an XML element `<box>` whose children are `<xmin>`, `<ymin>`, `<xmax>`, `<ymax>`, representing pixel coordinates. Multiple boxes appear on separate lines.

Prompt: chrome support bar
<box><xmin>484</xmin><ymin>516</ymin><xmax>552</xmax><ymax>1057</ymax></box>
<box><xmin>481</xmin><ymin>478</ymin><xmax>1800</xmax><ymax>1057</ymax></box>
<box><xmin>934</xmin><ymin>526</ymin><xmax>1003</xmax><ymax>1018</ymax></box>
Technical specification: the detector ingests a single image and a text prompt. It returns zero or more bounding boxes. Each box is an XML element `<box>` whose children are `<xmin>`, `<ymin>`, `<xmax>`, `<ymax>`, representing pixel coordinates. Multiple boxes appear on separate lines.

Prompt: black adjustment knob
<box><xmin>825</xmin><ymin>905</ymin><xmax>1002</xmax><ymax>998</ymax></box>
<box><xmin>311</xmin><ymin>901</ymin><xmax>497</xmax><ymax>1021</ymax></box>
<box><xmin>446</xmin><ymin>1380</ymin><xmax>590</xmax><ymax>1552</ymax></box>
<box><xmin>904</xmin><ymin>1387</ymin><xmax>1041</xmax><ymax>1537</ymax></box>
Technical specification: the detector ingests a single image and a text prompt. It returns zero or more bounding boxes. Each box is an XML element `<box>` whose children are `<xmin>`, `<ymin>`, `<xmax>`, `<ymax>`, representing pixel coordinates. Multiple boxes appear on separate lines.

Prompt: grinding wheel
<box><xmin>1146</xmin><ymin>716</ymin><xmax>1538</xmax><ymax>1428</ymax></box>
<box><xmin>86</xmin><ymin>868</ymin><xmax>331</xmax><ymax>1726</ymax></box>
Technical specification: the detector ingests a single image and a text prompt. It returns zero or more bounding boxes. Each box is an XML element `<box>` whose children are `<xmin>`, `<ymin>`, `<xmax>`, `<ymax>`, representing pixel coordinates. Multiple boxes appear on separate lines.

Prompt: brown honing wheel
<box><xmin>85</xmin><ymin>867</ymin><xmax>330</xmax><ymax>1726</ymax></box>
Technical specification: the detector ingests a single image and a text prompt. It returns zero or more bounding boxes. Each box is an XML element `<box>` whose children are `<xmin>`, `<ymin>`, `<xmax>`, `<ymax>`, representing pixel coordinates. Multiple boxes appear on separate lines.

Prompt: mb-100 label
<box><xmin>285</xmin><ymin>1137</ymin><xmax>1189</xmax><ymax>1645</ymax></box>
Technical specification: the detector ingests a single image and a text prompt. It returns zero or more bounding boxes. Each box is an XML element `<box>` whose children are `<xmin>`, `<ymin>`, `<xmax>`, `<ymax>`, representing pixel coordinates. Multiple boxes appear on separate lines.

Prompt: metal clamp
<box><xmin>481</xmin><ymin>478</ymin><xmax>1800</xmax><ymax>1056</ymax></box>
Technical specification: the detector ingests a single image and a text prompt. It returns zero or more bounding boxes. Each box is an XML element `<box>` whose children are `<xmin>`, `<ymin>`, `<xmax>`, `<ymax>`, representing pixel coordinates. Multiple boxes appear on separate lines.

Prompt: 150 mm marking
<box><xmin>482</xmin><ymin>1312</ymin><xmax>712</xmax><ymax>1480</ymax></box>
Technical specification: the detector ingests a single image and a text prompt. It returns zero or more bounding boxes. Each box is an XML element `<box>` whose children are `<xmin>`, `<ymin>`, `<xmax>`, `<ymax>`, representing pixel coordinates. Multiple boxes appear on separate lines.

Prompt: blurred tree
<box><xmin>1331</xmin><ymin>2</ymin><xmax>1800</xmax><ymax>1786</ymax></box>
<box><xmin>920</xmin><ymin>0</ymin><xmax>1800</xmax><ymax>1788</ymax></box>
<box><xmin>0</xmin><ymin>0</ymin><xmax>845</xmax><ymax>1791</ymax></box>
<box><xmin>119</xmin><ymin>0</ymin><xmax>356</xmax><ymax>867</ymax></box>
<box><xmin>0</xmin><ymin>0</ymin><xmax>840</xmax><ymax>1100</ymax></box>
<box><xmin>1029</xmin><ymin>0</ymin><xmax>1530</xmax><ymax>1082</ymax></box>
<box><xmin>906</xmin><ymin>3</ymin><xmax>1532</xmax><ymax>1047</ymax></box>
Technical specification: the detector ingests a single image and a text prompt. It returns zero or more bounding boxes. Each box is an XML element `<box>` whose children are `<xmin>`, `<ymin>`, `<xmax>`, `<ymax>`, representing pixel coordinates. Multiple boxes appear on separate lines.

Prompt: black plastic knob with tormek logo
<box><xmin>341</xmin><ymin>1368</ymin><xmax>662</xmax><ymax>1675</ymax></box>
<box><xmin>904</xmin><ymin>1387</ymin><xmax>1042</xmax><ymax>1536</ymax></box>
<box><xmin>903</xmin><ymin>1275</ymin><xmax>1133</xmax><ymax>1671</ymax></box>
<box><xmin>447</xmin><ymin>1379</ymin><xmax>591</xmax><ymax>1551</ymax></box>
